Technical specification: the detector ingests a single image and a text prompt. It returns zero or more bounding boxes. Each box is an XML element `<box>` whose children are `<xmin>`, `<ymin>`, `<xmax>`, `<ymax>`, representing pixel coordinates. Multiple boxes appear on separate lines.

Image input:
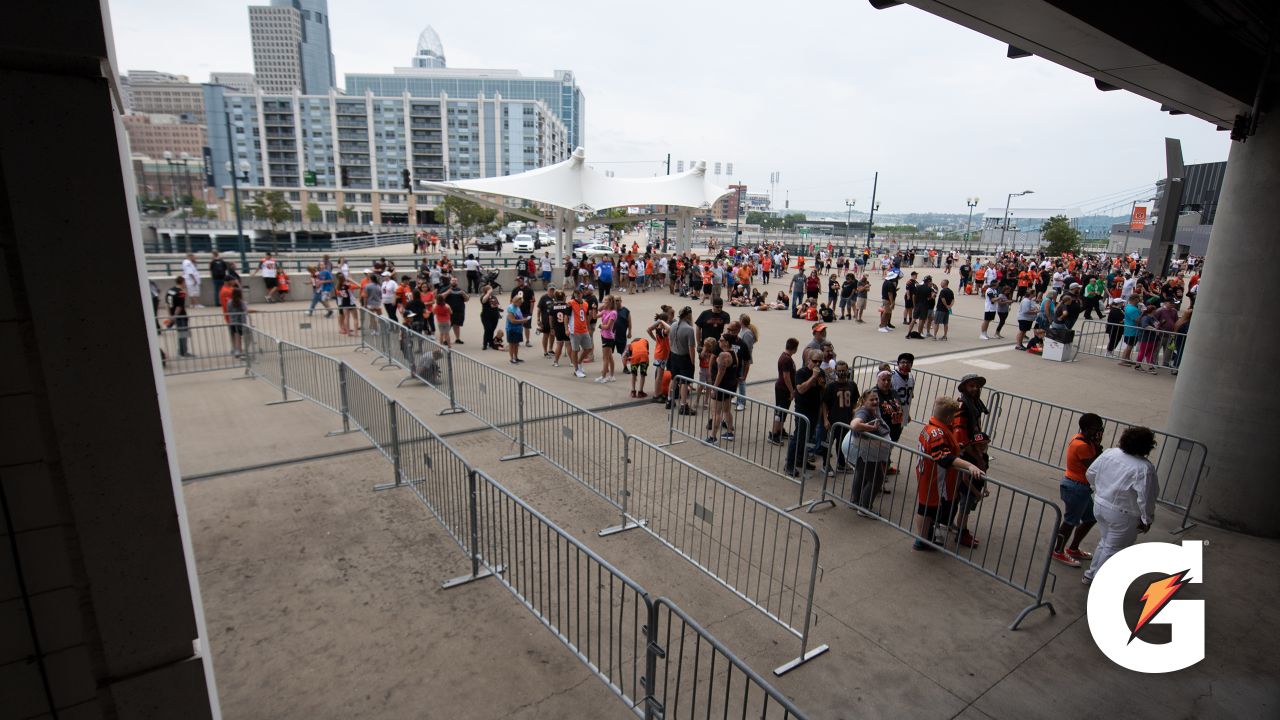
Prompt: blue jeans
<box><xmin>1059</xmin><ymin>477</ymin><xmax>1095</xmax><ymax>526</ymax></box>
<box><xmin>785</xmin><ymin>413</ymin><xmax>819</xmax><ymax>472</ymax></box>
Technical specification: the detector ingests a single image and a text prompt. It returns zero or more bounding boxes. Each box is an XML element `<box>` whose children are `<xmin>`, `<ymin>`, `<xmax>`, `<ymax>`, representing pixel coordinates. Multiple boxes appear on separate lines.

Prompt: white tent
<box><xmin>420</xmin><ymin>147</ymin><xmax>731</xmax><ymax>263</ymax></box>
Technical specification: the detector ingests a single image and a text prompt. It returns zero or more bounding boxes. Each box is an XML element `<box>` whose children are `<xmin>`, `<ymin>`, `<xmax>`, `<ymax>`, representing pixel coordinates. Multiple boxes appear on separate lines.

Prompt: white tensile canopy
<box><xmin>420</xmin><ymin>147</ymin><xmax>730</xmax><ymax>263</ymax></box>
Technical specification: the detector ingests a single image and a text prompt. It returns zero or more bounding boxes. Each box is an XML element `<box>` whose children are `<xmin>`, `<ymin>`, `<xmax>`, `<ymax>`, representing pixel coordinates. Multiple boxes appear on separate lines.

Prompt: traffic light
<box><xmin>402</xmin><ymin>168</ymin><xmax>412</xmax><ymax>190</ymax></box>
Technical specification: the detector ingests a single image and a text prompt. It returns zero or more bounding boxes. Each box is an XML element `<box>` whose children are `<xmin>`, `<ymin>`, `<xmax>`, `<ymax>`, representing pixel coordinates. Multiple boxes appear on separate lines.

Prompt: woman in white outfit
<box><xmin>1082</xmin><ymin>427</ymin><xmax>1161</xmax><ymax>585</ymax></box>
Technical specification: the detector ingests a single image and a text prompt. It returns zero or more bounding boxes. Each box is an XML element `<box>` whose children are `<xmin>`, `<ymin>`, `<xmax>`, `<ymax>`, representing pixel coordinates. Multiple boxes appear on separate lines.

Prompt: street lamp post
<box><xmin>162</xmin><ymin>151</ymin><xmax>192</xmax><ymax>253</ymax></box>
<box><xmin>999</xmin><ymin>189</ymin><xmax>1034</xmax><ymax>252</ymax></box>
<box><xmin>865</xmin><ymin>171</ymin><xmax>879</xmax><ymax>248</ymax></box>
<box><xmin>845</xmin><ymin>198</ymin><xmax>856</xmax><ymax>249</ymax></box>
<box><xmin>964</xmin><ymin>197</ymin><xmax>979</xmax><ymax>250</ymax></box>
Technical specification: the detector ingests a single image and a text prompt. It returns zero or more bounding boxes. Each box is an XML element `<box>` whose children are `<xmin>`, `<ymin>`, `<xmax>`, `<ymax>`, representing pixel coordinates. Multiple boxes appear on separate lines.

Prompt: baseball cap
<box><xmin>972</xmin><ymin>432</ymin><xmax>991</xmax><ymax>444</ymax></box>
<box><xmin>812</xmin><ymin>322</ymin><xmax>827</xmax><ymax>333</ymax></box>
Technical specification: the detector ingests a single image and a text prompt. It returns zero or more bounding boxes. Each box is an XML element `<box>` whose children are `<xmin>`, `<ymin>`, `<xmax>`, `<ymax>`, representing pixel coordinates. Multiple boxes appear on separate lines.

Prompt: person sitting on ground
<box><xmin>818</xmin><ymin>303</ymin><xmax>836</xmax><ymax>323</ymax></box>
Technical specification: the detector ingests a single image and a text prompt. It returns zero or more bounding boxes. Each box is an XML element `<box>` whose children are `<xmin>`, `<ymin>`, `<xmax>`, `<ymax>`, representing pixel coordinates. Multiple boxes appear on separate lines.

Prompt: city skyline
<box><xmin>108</xmin><ymin>0</ymin><xmax>1230</xmax><ymax>214</ymax></box>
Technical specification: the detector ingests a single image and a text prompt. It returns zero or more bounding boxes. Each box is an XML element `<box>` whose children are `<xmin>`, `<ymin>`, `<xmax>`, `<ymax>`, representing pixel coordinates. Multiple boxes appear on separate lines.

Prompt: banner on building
<box><xmin>203</xmin><ymin>146</ymin><xmax>215</xmax><ymax>187</ymax></box>
<box><xmin>1130</xmin><ymin>206</ymin><xmax>1147</xmax><ymax>230</ymax></box>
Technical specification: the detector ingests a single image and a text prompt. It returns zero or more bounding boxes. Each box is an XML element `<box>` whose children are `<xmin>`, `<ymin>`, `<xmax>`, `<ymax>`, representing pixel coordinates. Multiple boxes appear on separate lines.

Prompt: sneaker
<box><xmin>734</xmin><ymin>404</ymin><xmax>744</xmax><ymax>412</ymax></box>
<box><xmin>575</xmin><ymin>368</ymin><xmax>586</xmax><ymax>378</ymax></box>
<box><xmin>1052</xmin><ymin>551</ymin><xmax>1082</xmax><ymax>568</ymax></box>
<box><xmin>636</xmin><ymin>391</ymin><xmax>648</xmax><ymax>398</ymax></box>
<box><xmin>766</xmin><ymin>433</ymin><xmax>782</xmax><ymax>446</ymax></box>
<box><xmin>720</xmin><ymin>432</ymin><xmax>735</xmax><ymax>441</ymax></box>
<box><xmin>878</xmin><ymin>327</ymin><xmax>891</xmax><ymax>333</ymax></box>
<box><xmin>886</xmin><ymin>465</ymin><xmax>899</xmax><ymax>475</ymax></box>
<box><xmin>630</xmin><ymin>390</ymin><xmax>638</xmax><ymax>398</ymax></box>
<box><xmin>552</xmin><ymin>362</ymin><xmax>560</xmax><ymax>367</ymax></box>
<box><xmin>980</xmin><ymin>333</ymin><xmax>990</xmax><ymax>340</ymax></box>
<box><xmin>1015</xmin><ymin>344</ymin><xmax>1027</xmax><ymax>351</ymax></box>
<box><xmin>595</xmin><ymin>376</ymin><xmax>606</xmax><ymax>383</ymax></box>
<box><xmin>679</xmin><ymin>405</ymin><xmax>696</xmax><ymax>416</ymax></box>
<box><xmin>886</xmin><ymin>323</ymin><xmax>896</xmax><ymax>329</ymax></box>
<box><xmin>912</xmin><ymin>540</ymin><xmax>935</xmax><ymax>552</ymax></box>
<box><xmin>605</xmin><ymin>375</ymin><xmax>617</xmax><ymax>383</ymax></box>
<box><xmin>544</xmin><ymin>352</ymin><xmax>553</xmax><ymax>358</ymax></box>
<box><xmin>704</xmin><ymin>435</ymin><xmax>718</xmax><ymax>445</ymax></box>
<box><xmin>958</xmin><ymin>530</ymin><xmax>980</xmax><ymax>548</ymax></box>
<box><xmin>1065</xmin><ymin>548</ymin><xmax>1093</xmax><ymax>560</ymax></box>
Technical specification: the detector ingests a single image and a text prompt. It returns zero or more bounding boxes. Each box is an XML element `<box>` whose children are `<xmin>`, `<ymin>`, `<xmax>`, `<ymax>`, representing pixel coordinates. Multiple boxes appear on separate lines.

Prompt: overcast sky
<box><xmin>107</xmin><ymin>0</ymin><xmax>1231</xmax><ymax>215</ymax></box>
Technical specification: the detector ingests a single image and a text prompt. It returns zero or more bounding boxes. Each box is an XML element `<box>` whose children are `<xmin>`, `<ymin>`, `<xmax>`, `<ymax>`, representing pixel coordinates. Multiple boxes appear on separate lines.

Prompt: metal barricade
<box><xmin>850</xmin><ymin>355</ymin><xmax>1206</xmax><ymax>533</ymax></box>
<box><xmin>984</xmin><ymin>389</ymin><xmax>1206</xmax><ymax>532</ymax></box>
<box><xmin>184</xmin><ymin>308</ymin><xmax>356</xmax><ymax>351</ymax></box>
<box><xmin>628</xmin><ymin>436</ymin><xmax>827</xmax><ymax>676</ymax></box>
<box><xmin>848</xmin><ymin>355</ymin><xmax>951</xmax><ymax>427</ymax></box>
<box><xmin>157</xmin><ymin>321</ymin><xmax>251</xmax><ymax>375</ymax></box>
<box><xmin>243</xmin><ymin>326</ymin><xmax>282</xmax><ymax>391</ymax></box>
<box><xmin>470</xmin><ymin>468</ymin><xmax>653</xmax><ymax>711</ymax></box>
<box><xmin>646</xmin><ymin>598</ymin><xmax>809</xmax><ymax>718</ymax></box>
<box><xmin>278</xmin><ymin>342</ymin><xmax>344</xmax><ymax>414</ymax></box>
<box><xmin>518</xmin><ymin>382</ymin><xmax>632</xmax><ymax>521</ymax></box>
<box><xmin>440</xmin><ymin>343</ymin><xmax>526</xmax><ymax>446</ymax></box>
<box><xmin>815</xmin><ymin>424</ymin><xmax>1059</xmax><ymax>629</ymax></box>
<box><xmin>230</xmin><ymin>327</ymin><xmax>813</xmax><ymax>717</ymax></box>
<box><xmin>666</xmin><ymin>375</ymin><xmax>816</xmax><ymax>509</ymax></box>
<box><xmin>1075</xmin><ymin>318</ymin><xmax>1189</xmax><ymax>371</ymax></box>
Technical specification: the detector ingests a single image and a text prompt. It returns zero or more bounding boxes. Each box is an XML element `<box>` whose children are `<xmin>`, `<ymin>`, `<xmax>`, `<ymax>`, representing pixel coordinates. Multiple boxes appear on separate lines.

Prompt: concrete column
<box><xmin>1166</xmin><ymin>117</ymin><xmax>1280</xmax><ymax>537</ymax></box>
<box><xmin>1</xmin><ymin>3</ymin><xmax>219</xmax><ymax>717</ymax></box>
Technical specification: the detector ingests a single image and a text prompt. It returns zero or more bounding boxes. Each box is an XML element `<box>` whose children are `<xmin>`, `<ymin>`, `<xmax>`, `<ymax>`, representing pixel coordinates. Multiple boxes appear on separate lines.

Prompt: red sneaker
<box><xmin>958</xmin><ymin>530</ymin><xmax>980</xmax><ymax>547</ymax></box>
<box><xmin>1052</xmin><ymin>551</ymin><xmax>1082</xmax><ymax>568</ymax></box>
<box><xmin>1065</xmin><ymin>548</ymin><xmax>1093</xmax><ymax>560</ymax></box>
<box><xmin>636</xmin><ymin>391</ymin><xmax>648</xmax><ymax>398</ymax></box>
<box><xmin>629</xmin><ymin>391</ymin><xmax>637</xmax><ymax>398</ymax></box>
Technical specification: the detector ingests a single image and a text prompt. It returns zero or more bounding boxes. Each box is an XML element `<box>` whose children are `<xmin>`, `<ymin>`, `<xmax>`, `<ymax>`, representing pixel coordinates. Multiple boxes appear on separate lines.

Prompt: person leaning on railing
<box><xmin>913</xmin><ymin>397</ymin><xmax>986</xmax><ymax>552</ymax></box>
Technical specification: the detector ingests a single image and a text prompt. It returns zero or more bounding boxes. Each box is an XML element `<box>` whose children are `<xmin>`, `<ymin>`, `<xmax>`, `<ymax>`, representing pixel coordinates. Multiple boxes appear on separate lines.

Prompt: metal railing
<box><xmin>816</xmin><ymin>426</ymin><xmax>1060</xmax><ymax>629</ymax></box>
<box><xmin>156</xmin><ymin>321</ymin><xmax>248</xmax><ymax>375</ymax></box>
<box><xmin>180</xmin><ymin>308</ymin><xmax>355</xmax><ymax>351</ymax></box>
<box><xmin>1073</xmin><ymin>318</ymin><xmax>1188</xmax><ymax>371</ymax></box>
<box><xmin>849</xmin><ymin>355</ymin><xmax>1206</xmax><ymax>533</ymax></box>
<box><xmin>351</xmin><ymin>310</ymin><xmax>828</xmax><ymax>674</ymax></box>
<box><xmin>628</xmin><ymin>436</ymin><xmax>827</xmax><ymax>675</ymax></box>
<box><xmin>224</xmin><ymin>324</ymin><xmax>809</xmax><ymax>719</ymax></box>
<box><xmin>983</xmin><ymin>388</ymin><xmax>1206</xmax><ymax>533</ymax></box>
<box><xmin>665</xmin><ymin>375</ymin><xmax>818</xmax><ymax>509</ymax></box>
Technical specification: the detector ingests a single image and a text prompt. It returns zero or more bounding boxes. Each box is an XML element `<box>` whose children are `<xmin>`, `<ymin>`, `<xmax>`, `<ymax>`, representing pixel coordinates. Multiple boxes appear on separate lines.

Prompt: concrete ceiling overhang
<box><xmin>882</xmin><ymin>0</ymin><xmax>1277</xmax><ymax>131</ymax></box>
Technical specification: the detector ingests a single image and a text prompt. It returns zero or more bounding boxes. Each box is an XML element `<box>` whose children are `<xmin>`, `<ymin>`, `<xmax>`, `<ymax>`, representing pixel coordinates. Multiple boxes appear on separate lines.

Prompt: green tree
<box><xmin>441</xmin><ymin>196</ymin><xmax>497</xmax><ymax>238</ymax></box>
<box><xmin>337</xmin><ymin>204</ymin><xmax>357</xmax><ymax>222</ymax></box>
<box><xmin>306</xmin><ymin>201</ymin><xmax>323</xmax><ymax>222</ymax></box>
<box><xmin>1041</xmin><ymin>214</ymin><xmax>1082</xmax><ymax>255</ymax></box>
<box><xmin>248</xmin><ymin>190</ymin><xmax>293</xmax><ymax>251</ymax></box>
<box><xmin>782</xmin><ymin>212</ymin><xmax>807</xmax><ymax>230</ymax></box>
<box><xmin>189</xmin><ymin>198</ymin><xmax>215</xmax><ymax>219</ymax></box>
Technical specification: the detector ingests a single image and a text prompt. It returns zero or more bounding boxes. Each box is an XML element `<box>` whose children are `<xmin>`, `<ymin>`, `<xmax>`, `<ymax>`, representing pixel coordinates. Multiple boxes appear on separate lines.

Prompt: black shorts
<box><xmin>553</xmin><ymin>325</ymin><xmax>569</xmax><ymax>342</ymax></box>
<box><xmin>614</xmin><ymin>337</ymin><xmax>629</xmax><ymax>353</ymax></box>
<box><xmin>1018</xmin><ymin>320</ymin><xmax>1033</xmax><ymax>332</ymax></box>
<box><xmin>702</xmin><ymin>283</ymin><xmax>713</xmax><ymax>294</ymax></box>
<box><xmin>914</xmin><ymin>305</ymin><xmax>930</xmax><ymax>320</ymax></box>
<box><xmin>983</xmin><ymin>311</ymin><xmax>996</xmax><ymax>321</ymax></box>
<box><xmin>264</xmin><ymin>277</ymin><xmax>278</xmax><ymax>290</ymax></box>
<box><xmin>667</xmin><ymin>354</ymin><xmax>694</xmax><ymax>383</ymax></box>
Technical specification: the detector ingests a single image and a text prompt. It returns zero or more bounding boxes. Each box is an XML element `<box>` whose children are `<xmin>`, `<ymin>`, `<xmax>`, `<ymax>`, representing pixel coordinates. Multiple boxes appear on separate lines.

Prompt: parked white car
<box><xmin>573</xmin><ymin>243</ymin><xmax>614</xmax><ymax>259</ymax></box>
<box><xmin>512</xmin><ymin>233</ymin><xmax>536</xmax><ymax>253</ymax></box>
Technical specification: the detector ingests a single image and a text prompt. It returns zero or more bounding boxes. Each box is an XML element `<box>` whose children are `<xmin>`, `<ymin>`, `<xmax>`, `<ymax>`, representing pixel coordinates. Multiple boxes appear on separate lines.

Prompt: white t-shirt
<box><xmin>658</xmin><ymin>257</ymin><xmax>669</xmax><ymax>274</ymax></box>
<box><xmin>260</xmin><ymin>258</ymin><xmax>277</xmax><ymax>278</ymax></box>
<box><xmin>540</xmin><ymin>257</ymin><xmax>553</xmax><ymax>273</ymax></box>
<box><xmin>1122</xmin><ymin>277</ymin><xmax>1137</xmax><ymax>298</ymax></box>
<box><xmin>381</xmin><ymin>279</ymin><xmax>398</xmax><ymax>303</ymax></box>
<box><xmin>984</xmin><ymin>286</ymin><xmax>999</xmax><ymax>313</ymax></box>
<box><xmin>181</xmin><ymin>258</ymin><xmax>199</xmax><ymax>280</ymax></box>
<box><xmin>463</xmin><ymin>258</ymin><xmax>480</xmax><ymax>272</ymax></box>
<box><xmin>1051</xmin><ymin>271</ymin><xmax>1065</xmax><ymax>289</ymax></box>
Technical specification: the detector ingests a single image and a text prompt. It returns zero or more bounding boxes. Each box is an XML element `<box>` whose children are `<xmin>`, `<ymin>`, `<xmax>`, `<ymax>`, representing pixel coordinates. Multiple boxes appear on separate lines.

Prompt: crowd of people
<box><xmin>164</xmin><ymin>237</ymin><xmax>1179</xmax><ymax>567</ymax></box>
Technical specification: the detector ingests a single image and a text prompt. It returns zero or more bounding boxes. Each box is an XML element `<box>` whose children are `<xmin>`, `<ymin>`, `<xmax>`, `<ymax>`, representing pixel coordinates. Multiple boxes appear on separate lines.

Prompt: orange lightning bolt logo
<box><xmin>1129</xmin><ymin>569</ymin><xmax>1192</xmax><ymax>644</ymax></box>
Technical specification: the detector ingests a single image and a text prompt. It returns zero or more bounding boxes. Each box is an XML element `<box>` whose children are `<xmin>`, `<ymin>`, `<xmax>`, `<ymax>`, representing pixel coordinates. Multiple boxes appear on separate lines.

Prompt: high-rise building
<box><xmin>122</xmin><ymin>70</ymin><xmax>205</xmax><ymax>122</ymax></box>
<box><xmin>249</xmin><ymin>0</ymin><xmax>335</xmax><ymax>94</ymax></box>
<box><xmin>210</xmin><ymin>71</ymin><xmax>257</xmax><ymax>93</ymax></box>
<box><xmin>413</xmin><ymin>26</ymin><xmax>446</xmax><ymax>69</ymax></box>
<box><xmin>203</xmin><ymin>84</ymin><xmax>570</xmax><ymax>225</ymax></box>
<box><xmin>345</xmin><ymin>27</ymin><xmax>586</xmax><ymax>148</ymax></box>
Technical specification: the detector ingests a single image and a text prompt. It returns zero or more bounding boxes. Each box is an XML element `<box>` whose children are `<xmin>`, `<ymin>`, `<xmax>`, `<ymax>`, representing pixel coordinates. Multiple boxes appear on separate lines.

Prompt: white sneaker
<box><xmin>552</xmin><ymin>362</ymin><xmax>560</xmax><ymax>367</ymax></box>
<box><xmin>878</xmin><ymin>327</ymin><xmax>890</xmax><ymax>333</ymax></box>
<box><xmin>595</xmin><ymin>376</ymin><xmax>606</xmax><ymax>383</ymax></box>
<box><xmin>575</xmin><ymin>368</ymin><xmax>586</xmax><ymax>378</ymax></box>
<box><xmin>605</xmin><ymin>375</ymin><xmax>617</xmax><ymax>383</ymax></box>
<box><xmin>980</xmin><ymin>333</ymin><xmax>990</xmax><ymax>340</ymax></box>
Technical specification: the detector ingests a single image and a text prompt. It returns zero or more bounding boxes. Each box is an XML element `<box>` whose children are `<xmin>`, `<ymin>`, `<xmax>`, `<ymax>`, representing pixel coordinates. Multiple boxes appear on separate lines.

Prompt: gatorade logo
<box><xmin>1086</xmin><ymin>541</ymin><xmax>1205</xmax><ymax>673</ymax></box>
